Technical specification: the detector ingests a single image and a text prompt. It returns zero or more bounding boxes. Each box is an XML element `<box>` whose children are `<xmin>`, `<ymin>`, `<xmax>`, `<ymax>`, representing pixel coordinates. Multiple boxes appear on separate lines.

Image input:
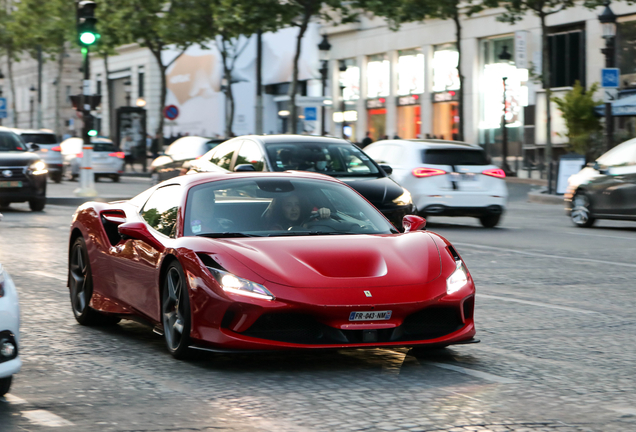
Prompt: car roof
<box><xmin>8</xmin><ymin>128</ymin><xmax>56</xmax><ymax>135</ymax></box>
<box><xmin>369</xmin><ymin>139</ymin><xmax>481</xmax><ymax>150</ymax></box>
<box><xmin>160</xmin><ymin>170</ymin><xmax>346</xmax><ymax>189</ymax></box>
<box><xmin>242</xmin><ymin>134</ymin><xmax>349</xmax><ymax>146</ymax></box>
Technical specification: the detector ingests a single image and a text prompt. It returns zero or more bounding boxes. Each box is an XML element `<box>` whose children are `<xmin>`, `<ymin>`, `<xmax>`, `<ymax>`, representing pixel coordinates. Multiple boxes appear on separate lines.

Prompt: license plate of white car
<box><xmin>349</xmin><ymin>310</ymin><xmax>392</xmax><ymax>321</ymax></box>
<box><xmin>0</xmin><ymin>181</ymin><xmax>22</xmax><ymax>188</ymax></box>
<box><xmin>450</xmin><ymin>173</ymin><xmax>476</xmax><ymax>181</ymax></box>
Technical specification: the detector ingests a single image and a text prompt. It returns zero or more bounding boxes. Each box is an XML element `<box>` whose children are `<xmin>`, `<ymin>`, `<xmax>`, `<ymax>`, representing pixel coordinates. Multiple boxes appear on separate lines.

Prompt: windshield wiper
<box><xmin>196</xmin><ymin>232</ymin><xmax>262</xmax><ymax>238</ymax></box>
<box><xmin>268</xmin><ymin>231</ymin><xmax>358</xmax><ymax>237</ymax></box>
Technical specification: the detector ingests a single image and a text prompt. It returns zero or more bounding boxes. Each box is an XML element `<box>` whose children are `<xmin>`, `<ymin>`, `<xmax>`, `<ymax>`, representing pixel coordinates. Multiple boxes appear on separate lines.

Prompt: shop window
<box><xmin>548</xmin><ymin>28</ymin><xmax>585</xmax><ymax>88</ymax></box>
<box><xmin>367</xmin><ymin>54</ymin><xmax>390</xmax><ymax>98</ymax></box>
<box><xmin>618</xmin><ymin>20</ymin><xmax>636</xmax><ymax>87</ymax></box>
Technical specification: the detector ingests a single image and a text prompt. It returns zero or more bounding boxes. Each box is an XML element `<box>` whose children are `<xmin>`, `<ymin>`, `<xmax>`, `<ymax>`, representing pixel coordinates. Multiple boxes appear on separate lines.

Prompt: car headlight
<box><xmin>207</xmin><ymin>267</ymin><xmax>275</xmax><ymax>301</ymax></box>
<box><xmin>392</xmin><ymin>188</ymin><xmax>413</xmax><ymax>206</ymax></box>
<box><xmin>446</xmin><ymin>261</ymin><xmax>468</xmax><ymax>295</ymax></box>
<box><xmin>29</xmin><ymin>160</ymin><xmax>48</xmax><ymax>175</ymax></box>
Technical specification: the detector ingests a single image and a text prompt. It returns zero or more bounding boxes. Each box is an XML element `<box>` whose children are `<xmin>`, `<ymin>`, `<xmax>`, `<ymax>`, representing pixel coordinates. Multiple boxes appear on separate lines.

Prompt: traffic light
<box><xmin>76</xmin><ymin>1</ymin><xmax>98</xmax><ymax>46</ymax></box>
<box><xmin>88</xmin><ymin>129</ymin><xmax>98</xmax><ymax>137</ymax></box>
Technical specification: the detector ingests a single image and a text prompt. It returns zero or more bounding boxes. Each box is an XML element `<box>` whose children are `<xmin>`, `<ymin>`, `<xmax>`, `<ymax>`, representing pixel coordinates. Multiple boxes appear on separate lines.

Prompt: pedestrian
<box><xmin>150</xmin><ymin>134</ymin><xmax>160</xmax><ymax>158</ymax></box>
<box><xmin>393</xmin><ymin>134</ymin><xmax>401</xmax><ymax>140</ymax></box>
<box><xmin>121</xmin><ymin>135</ymin><xmax>136</xmax><ymax>173</ymax></box>
<box><xmin>361</xmin><ymin>131</ymin><xmax>373</xmax><ymax>148</ymax></box>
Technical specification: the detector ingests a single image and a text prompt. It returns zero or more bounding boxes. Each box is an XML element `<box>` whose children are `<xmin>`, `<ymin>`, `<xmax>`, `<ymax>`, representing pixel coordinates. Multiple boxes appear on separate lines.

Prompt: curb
<box><xmin>527</xmin><ymin>189</ymin><xmax>564</xmax><ymax>205</ymax></box>
<box><xmin>47</xmin><ymin>197</ymin><xmax>130</xmax><ymax>207</ymax></box>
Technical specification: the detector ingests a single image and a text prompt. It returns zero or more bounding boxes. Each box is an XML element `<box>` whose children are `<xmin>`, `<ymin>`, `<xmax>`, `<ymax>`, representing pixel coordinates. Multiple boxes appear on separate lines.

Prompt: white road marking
<box><xmin>566</xmin><ymin>231</ymin><xmax>636</xmax><ymax>241</ymax></box>
<box><xmin>425</xmin><ymin>362</ymin><xmax>517</xmax><ymax>384</ymax></box>
<box><xmin>3</xmin><ymin>394</ymin><xmax>27</xmax><ymax>404</ymax></box>
<box><xmin>22</xmin><ymin>409</ymin><xmax>74</xmax><ymax>427</ymax></box>
<box><xmin>26</xmin><ymin>271</ymin><xmax>67</xmax><ymax>282</ymax></box>
<box><xmin>454</xmin><ymin>242</ymin><xmax>636</xmax><ymax>268</ymax></box>
<box><xmin>479</xmin><ymin>293</ymin><xmax>600</xmax><ymax>315</ymax></box>
<box><xmin>607</xmin><ymin>406</ymin><xmax>636</xmax><ymax>416</ymax></box>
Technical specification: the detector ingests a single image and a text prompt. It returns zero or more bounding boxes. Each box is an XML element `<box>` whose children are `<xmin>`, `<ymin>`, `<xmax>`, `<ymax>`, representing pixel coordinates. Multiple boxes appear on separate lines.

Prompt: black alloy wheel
<box><xmin>29</xmin><ymin>198</ymin><xmax>46</xmax><ymax>212</ymax></box>
<box><xmin>69</xmin><ymin>237</ymin><xmax>119</xmax><ymax>326</ymax></box>
<box><xmin>0</xmin><ymin>376</ymin><xmax>12</xmax><ymax>397</ymax></box>
<box><xmin>161</xmin><ymin>261</ymin><xmax>192</xmax><ymax>359</ymax></box>
<box><xmin>479</xmin><ymin>214</ymin><xmax>501</xmax><ymax>228</ymax></box>
<box><xmin>571</xmin><ymin>192</ymin><xmax>595</xmax><ymax>228</ymax></box>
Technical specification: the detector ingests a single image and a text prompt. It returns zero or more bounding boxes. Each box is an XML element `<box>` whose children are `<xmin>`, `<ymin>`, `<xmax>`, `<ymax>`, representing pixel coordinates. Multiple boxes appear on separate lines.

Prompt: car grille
<box><xmin>240</xmin><ymin>307</ymin><xmax>464</xmax><ymax>345</ymax></box>
<box><xmin>0</xmin><ymin>167</ymin><xmax>28</xmax><ymax>181</ymax></box>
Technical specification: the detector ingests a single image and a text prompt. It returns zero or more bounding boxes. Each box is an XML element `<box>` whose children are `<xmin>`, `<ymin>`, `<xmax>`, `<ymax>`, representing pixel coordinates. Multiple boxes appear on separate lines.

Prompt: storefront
<box><xmin>396</xmin><ymin>49</ymin><xmax>424</xmax><ymax>139</ymax></box>
<box><xmin>431</xmin><ymin>44</ymin><xmax>460</xmax><ymax>140</ymax></box>
<box><xmin>365</xmin><ymin>54</ymin><xmax>390</xmax><ymax>140</ymax></box>
<box><xmin>367</xmin><ymin>98</ymin><xmax>386</xmax><ymax>140</ymax></box>
<box><xmin>338</xmin><ymin>58</ymin><xmax>360</xmax><ymax>140</ymax></box>
<box><xmin>397</xmin><ymin>95</ymin><xmax>421</xmax><ymax>139</ymax></box>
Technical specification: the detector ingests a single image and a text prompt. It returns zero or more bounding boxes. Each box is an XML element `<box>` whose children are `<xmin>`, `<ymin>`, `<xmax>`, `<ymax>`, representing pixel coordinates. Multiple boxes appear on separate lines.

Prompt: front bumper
<box><xmin>0</xmin><ymin>173</ymin><xmax>47</xmax><ymax>204</ymax></box>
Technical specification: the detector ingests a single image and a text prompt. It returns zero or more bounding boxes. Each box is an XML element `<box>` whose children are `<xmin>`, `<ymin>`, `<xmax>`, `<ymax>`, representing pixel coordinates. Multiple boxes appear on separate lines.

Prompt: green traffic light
<box><xmin>88</xmin><ymin>130</ymin><xmax>98</xmax><ymax>137</ymax></box>
<box><xmin>79</xmin><ymin>32</ymin><xmax>97</xmax><ymax>45</ymax></box>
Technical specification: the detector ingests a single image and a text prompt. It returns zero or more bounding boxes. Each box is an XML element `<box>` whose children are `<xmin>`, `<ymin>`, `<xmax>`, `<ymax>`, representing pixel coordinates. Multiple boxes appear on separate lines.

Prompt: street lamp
<box><xmin>124</xmin><ymin>79</ymin><xmax>132</xmax><ymax>106</ymax></box>
<box><xmin>318</xmin><ymin>34</ymin><xmax>331</xmax><ymax>136</ymax></box>
<box><xmin>498</xmin><ymin>45</ymin><xmax>513</xmax><ymax>175</ymax></box>
<box><xmin>339</xmin><ymin>60</ymin><xmax>347</xmax><ymax>140</ymax></box>
<box><xmin>29</xmin><ymin>85</ymin><xmax>36</xmax><ymax>129</ymax></box>
<box><xmin>599</xmin><ymin>0</ymin><xmax>617</xmax><ymax>151</ymax></box>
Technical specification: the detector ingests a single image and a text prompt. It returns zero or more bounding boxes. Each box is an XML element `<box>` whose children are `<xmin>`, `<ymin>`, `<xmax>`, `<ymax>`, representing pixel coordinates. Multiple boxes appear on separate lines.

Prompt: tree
<box><xmin>553</xmin><ymin>81</ymin><xmax>602</xmax><ymax>161</ymax></box>
<box><xmin>353</xmin><ymin>0</ymin><xmax>489</xmax><ymax>142</ymax></box>
<box><xmin>495</xmin><ymin>0</ymin><xmax>604</xmax><ymax>165</ymax></box>
<box><xmin>0</xmin><ymin>0</ymin><xmax>24</xmax><ymax>127</ymax></box>
<box><xmin>118</xmin><ymin>0</ymin><xmax>212</xmax><ymax>147</ymax></box>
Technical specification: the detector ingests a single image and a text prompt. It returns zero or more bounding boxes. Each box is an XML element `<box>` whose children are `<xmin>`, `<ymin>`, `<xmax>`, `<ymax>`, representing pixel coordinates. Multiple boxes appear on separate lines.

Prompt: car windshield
<box><xmin>184</xmin><ymin>177</ymin><xmax>396</xmax><ymax>237</ymax></box>
<box><xmin>596</xmin><ymin>139</ymin><xmax>636</xmax><ymax>167</ymax></box>
<box><xmin>264</xmin><ymin>142</ymin><xmax>381</xmax><ymax>177</ymax></box>
<box><xmin>20</xmin><ymin>133</ymin><xmax>57</xmax><ymax>145</ymax></box>
<box><xmin>421</xmin><ymin>148</ymin><xmax>488</xmax><ymax>165</ymax></box>
<box><xmin>0</xmin><ymin>132</ymin><xmax>27</xmax><ymax>151</ymax></box>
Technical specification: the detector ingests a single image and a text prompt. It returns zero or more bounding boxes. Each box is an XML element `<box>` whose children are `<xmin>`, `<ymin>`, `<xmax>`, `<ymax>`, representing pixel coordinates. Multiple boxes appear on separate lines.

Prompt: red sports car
<box><xmin>68</xmin><ymin>171</ymin><xmax>477</xmax><ymax>358</ymax></box>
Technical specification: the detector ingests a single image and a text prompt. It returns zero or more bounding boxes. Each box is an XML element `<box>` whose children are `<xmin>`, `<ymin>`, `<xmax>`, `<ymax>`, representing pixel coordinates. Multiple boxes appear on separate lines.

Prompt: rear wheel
<box><xmin>479</xmin><ymin>214</ymin><xmax>501</xmax><ymax>228</ymax></box>
<box><xmin>161</xmin><ymin>261</ymin><xmax>191</xmax><ymax>359</ymax></box>
<box><xmin>50</xmin><ymin>172</ymin><xmax>63</xmax><ymax>183</ymax></box>
<box><xmin>112</xmin><ymin>174</ymin><xmax>120</xmax><ymax>183</ymax></box>
<box><xmin>29</xmin><ymin>198</ymin><xmax>46</xmax><ymax>212</ymax></box>
<box><xmin>69</xmin><ymin>237</ymin><xmax>120</xmax><ymax>326</ymax></box>
<box><xmin>0</xmin><ymin>376</ymin><xmax>12</xmax><ymax>397</ymax></box>
<box><xmin>571</xmin><ymin>192</ymin><xmax>595</xmax><ymax>228</ymax></box>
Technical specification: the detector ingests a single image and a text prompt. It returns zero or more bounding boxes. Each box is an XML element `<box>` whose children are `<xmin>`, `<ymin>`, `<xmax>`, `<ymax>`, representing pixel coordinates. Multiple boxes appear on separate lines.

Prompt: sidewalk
<box><xmin>46</xmin><ymin>175</ymin><xmax>151</xmax><ymax>206</ymax></box>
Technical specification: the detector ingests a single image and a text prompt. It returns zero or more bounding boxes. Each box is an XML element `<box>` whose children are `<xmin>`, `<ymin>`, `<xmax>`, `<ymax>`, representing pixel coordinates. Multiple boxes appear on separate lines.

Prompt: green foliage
<box><xmin>552</xmin><ymin>81</ymin><xmax>602</xmax><ymax>159</ymax></box>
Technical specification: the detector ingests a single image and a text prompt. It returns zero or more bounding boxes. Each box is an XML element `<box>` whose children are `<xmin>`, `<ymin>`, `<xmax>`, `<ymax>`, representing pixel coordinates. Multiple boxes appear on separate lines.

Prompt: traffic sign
<box><xmin>0</xmin><ymin>97</ymin><xmax>6</xmax><ymax>119</ymax></box>
<box><xmin>304</xmin><ymin>107</ymin><xmax>317</xmax><ymax>121</ymax></box>
<box><xmin>602</xmin><ymin>68</ymin><xmax>620</xmax><ymax>88</ymax></box>
<box><xmin>604</xmin><ymin>88</ymin><xmax>618</xmax><ymax>103</ymax></box>
<box><xmin>164</xmin><ymin>105</ymin><xmax>179</xmax><ymax>120</ymax></box>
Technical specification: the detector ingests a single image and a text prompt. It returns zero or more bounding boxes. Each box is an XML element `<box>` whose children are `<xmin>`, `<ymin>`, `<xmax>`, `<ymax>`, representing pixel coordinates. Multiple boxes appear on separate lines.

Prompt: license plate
<box><xmin>349</xmin><ymin>310</ymin><xmax>392</xmax><ymax>321</ymax></box>
<box><xmin>0</xmin><ymin>181</ymin><xmax>22</xmax><ymax>188</ymax></box>
<box><xmin>450</xmin><ymin>173</ymin><xmax>477</xmax><ymax>182</ymax></box>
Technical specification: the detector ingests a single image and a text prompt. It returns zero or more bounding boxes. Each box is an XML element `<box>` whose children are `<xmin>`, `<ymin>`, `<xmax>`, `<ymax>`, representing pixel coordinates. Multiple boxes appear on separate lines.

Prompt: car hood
<box><xmin>337</xmin><ymin>176</ymin><xmax>404</xmax><ymax>207</ymax></box>
<box><xmin>0</xmin><ymin>152</ymin><xmax>39</xmax><ymax>166</ymax></box>
<box><xmin>210</xmin><ymin>232</ymin><xmax>441</xmax><ymax>288</ymax></box>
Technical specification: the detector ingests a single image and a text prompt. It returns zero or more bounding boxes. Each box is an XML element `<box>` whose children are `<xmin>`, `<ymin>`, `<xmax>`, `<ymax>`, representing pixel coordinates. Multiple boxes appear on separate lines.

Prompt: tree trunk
<box><xmin>541</xmin><ymin>12</ymin><xmax>552</xmax><ymax>166</ymax></box>
<box><xmin>288</xmin><ymin>12</ymin><xmax>310</xmax><ymax>134</ymax></box>
<box><xmin>7</xmin><ymin>45</ymin><xmax>18</xmax><ymax>127</ymax></box>
<box><xmin>151</xmin><ymin>46</ymin><xmax>167</xmax><ymax>149</ymax></box>
<box><xmin>453</xmin><ymin>10</ymin><xmax>464</xmax><ymax>142</ymax></box>
<box><xmin>220</xmin><ymin>42</ymin><xmax>234</xmax><ymax>137</ymax></box>
<box><xmin>55</xmin><ymin>45</ymin><xmax>65</xmax><ymax>139</ymax></box>
<box><xmin>103</xmin><ymin>53</ymin><xmax>115</xmax><ymax>140</ymax></box>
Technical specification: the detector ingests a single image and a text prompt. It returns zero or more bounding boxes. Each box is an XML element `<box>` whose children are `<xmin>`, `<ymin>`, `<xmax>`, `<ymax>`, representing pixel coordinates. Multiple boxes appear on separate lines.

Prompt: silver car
<box><xmin>12</xmin><ymin>129</ymin><xmax>64</xmax><ymax>183</ymax></box>
<box><xmin>60</xmin><ymin>137</ymin><xmax>125</xmax><ymax>182</ymax></box>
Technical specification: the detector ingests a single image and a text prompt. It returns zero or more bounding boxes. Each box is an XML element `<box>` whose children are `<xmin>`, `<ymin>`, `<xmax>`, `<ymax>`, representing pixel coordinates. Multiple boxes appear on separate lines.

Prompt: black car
<box><xmin>0</xmin><ymin>128</ymin><xmax>48</xmax><ymax>211</ymax></box>
<box><xmin>566</xmin><ymin>138</ymin><xmax>636</xmax><ymax>227</ymax></box>
<box><xmin>149</xmin><ymin>136</ymin><xmax>224</xmax><ymax>184</ymax></box>
<box><xmin>187</xmin><ymin>135</ymin><xmax>416</xmax><ymax>227</ymax></box>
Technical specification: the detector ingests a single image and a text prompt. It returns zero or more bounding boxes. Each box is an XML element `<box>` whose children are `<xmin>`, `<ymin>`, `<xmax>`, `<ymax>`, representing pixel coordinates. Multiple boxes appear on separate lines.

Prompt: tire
<box><xmin>112</xmin><ymin>174</ymin><xmax>120</xmax><ymax>183</ymax></box>
<box><xmin>51</xmin><ymin>172</ymin><xmax>63</xmax><ymax>183</ymax></box>
<box><xmin>0</xmin><ymin>201</ymin><xmax>9</xmax><ymax>210</ymax></box>
<box><xmin>479</xmin><ymin>214</ymin><xmax>501</xmax><ymax>228</ymax></box>
<box><xmin>29</xmin><ymin>198</ymin><xmax>46</xmax><ymax>212</ymax></box>
<box><xmin>94</xmin><ymin>175</ymin><xmax>100</xmax><ymax>182</ymax></box>
<box><xmin>0</xmin><ymin>376</ymin><xmax>12</xmax><ymax>397</ymax></box>
<box><xmin>69</xmin><ymin>237</ymin><xmax>120</xmax><ymax>326</ymax></box>
<box><xmin>161</xmin><ymin>261</ymin><xmax>192</xmax><ymax>359</ymax></box>
<box><xmin>571</xmin><ymin>192</ymin><xmax>595</xmax><ymax>228</ymax></box>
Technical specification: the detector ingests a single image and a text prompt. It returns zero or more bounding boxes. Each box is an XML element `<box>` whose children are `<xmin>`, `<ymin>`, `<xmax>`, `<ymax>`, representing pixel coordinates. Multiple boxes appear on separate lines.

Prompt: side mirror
<box><xmin>118</xmin><ymin>221</ymin><xmax>165</xmax><ymax>251</ymax></box>
<box><xmin>592</xmin><ymin>161</ymin><xmax>601</xmax><ymax>171</ymax></box>
<box><xmin>378</xmin><ymin>164</ymin><xmax>393</xmax><ymax>175</ymax></box>
<box><xmin>234</xmin><ymin>164</ymin><xmax>256</xmax><ymax>172</ymax></box>
<box><xmin>28</xmin><ymin>143</ymin><xmax>40</xmax><ymax>152</ymax></box>
<box><xmin>402</xmin><ymin>215</ymin><xmax>426</xmax><ymax>233</ymax></box>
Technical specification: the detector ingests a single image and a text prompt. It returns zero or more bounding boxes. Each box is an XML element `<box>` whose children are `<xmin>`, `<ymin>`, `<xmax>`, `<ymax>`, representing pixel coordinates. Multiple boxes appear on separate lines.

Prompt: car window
<box><xmin>209</xmin><ymin>140</ymin><xmax>240</xmax><ymax>170</ymax></box>
<box><xmin>235</xmin><ymin>140</ymin><xmax>266</xmax><ymax>171</ymax></box>
<box><xmin>421</xmin><ymin>148</ymin><xmax>488</xmax><ymax>165</ymax></box>
<box><xmin>264</xmin><ymin>142</ymin><xmax>380</xmax><ymax>176</ymax></box>
<box><xmin>363</xmin><ymin>144</ymin><xmax>404</xmax><ymax>166</ymax></box>
<box><xmin>141</xmin><ymin>185</ymin><xmax>181</xmax><ymax>238</ymax></box>
<box><xmin>19</xmin><ymin>133</ymin><xmax>57</xmax><ymax>145</ymax></box>
<box><xmin>597</xmin><ymin>139</ymin><xmax>636</xmax><ymax>167</ymax></box>
<box><xmin>205</xmin><ymin>140</ymin><xmax>223</xmax><ymax>151</ymax></box>
<box><xmin>0</xmin><ymin>132</ymin><xmax>27</xmax><ymax>151</ymax></box>
<box><xmin>93</xmin><ymin>142</ymin><xmax>116</xmax><ymax>152</ymax></box>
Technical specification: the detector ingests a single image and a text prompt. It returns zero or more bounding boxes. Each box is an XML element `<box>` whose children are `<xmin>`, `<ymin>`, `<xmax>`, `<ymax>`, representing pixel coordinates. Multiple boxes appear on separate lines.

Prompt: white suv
<box><xmin>0</xmin><ymin>263</ymin><xmax>21</xmax><ymax>397</ymax></box>
<box><xmin>364</xmin><ymin>140</ymin><xmax>508</xmax><ymax>227</ymax></box>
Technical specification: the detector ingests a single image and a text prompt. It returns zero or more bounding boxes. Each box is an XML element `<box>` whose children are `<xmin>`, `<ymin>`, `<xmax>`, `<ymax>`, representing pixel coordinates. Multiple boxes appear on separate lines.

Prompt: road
<box><xmin>0</xmin><ymin>182</ymin><xmax>635</xmax><ymax>431</ymax></box>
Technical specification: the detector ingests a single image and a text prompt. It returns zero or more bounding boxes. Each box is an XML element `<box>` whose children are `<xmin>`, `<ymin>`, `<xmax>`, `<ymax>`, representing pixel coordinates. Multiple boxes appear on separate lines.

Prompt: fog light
<box><xmin>0</xmin><ymin>341</ymin><xmax>16</xmax><ymax>358</ymax></box>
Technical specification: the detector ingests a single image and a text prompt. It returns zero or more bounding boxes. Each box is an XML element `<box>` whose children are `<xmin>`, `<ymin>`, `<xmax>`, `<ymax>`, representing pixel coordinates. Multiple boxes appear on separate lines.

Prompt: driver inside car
<box><xmin>264</xmin><ymin>194</ymin><xmax>331</xmax><ymax>231</ymax></box>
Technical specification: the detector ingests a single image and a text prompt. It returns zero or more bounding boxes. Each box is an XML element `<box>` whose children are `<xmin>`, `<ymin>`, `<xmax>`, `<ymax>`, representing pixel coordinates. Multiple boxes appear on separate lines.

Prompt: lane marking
<box><xmin>3</xmin><ymin>394</ymin><xmax>28</xmax><ymax>404</ymax></box>
<box><xmin>425</xmin><ymin>361</ymin><xmax>517</xmax><ymax>384</ymax></box>
<box><xmin>22</xmin><ymin>410</ymin><xmax>74</xmax><ymax>427</ymax></box>
<box><xmin>566</xmin><ymin>231</ymin><xmax>636</xmax><ymax>241</ymax></box>
<box><xmin>607</xmin><ymin>406</ymin><xmax>636</xmax><ymax>416</ymax></box>
<box><xmin>26</xmin><ymin>271</ymin><xmax>67</xmax><ymax>282</ymax></box>
<box><xmin>479</xmin><ymin>293</ymin><xmax>600</xmax><ymax>315</ymax></box>
<box><xmin>454</xmin><ymin>242</ymin><xmax>636</xmax><ymax>268</ymax></box>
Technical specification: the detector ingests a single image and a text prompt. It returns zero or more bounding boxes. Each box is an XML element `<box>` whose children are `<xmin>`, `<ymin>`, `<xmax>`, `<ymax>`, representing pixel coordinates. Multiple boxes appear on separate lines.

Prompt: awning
<box><xmin>595</xmin><ymin>93</ymin><xmax>636</xmax><ymax>116</ymax></box>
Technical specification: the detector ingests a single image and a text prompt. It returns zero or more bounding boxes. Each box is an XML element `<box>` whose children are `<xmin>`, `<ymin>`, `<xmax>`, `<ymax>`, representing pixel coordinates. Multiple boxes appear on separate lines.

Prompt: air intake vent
<box><xmin>447</xmin><ymin>245</ymin><xmax>461</xmax><ymax>261</ymax></box>
<box><xmin>196</xmin><ymin>253</ymin><xmax>225</xmax><ymax>271</ymax></box>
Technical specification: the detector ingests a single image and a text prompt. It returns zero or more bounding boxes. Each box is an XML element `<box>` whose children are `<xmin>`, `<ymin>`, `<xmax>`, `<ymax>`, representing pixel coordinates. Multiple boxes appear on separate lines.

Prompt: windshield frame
<box><xmin>0</xmin><ymin>131</ymin><xmax>28</xmax><ymax>152</ymax></box>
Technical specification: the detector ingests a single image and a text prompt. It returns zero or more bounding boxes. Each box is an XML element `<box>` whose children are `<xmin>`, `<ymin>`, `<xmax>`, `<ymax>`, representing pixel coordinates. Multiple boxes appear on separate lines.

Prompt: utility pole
<box><xmin>37</xmin><ymin>45</ymin><xmax>43</xmax><ymax>129</ymax></box>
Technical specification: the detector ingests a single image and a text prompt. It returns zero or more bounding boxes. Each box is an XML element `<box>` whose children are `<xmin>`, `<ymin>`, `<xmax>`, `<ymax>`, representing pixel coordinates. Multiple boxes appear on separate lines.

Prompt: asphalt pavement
<box><xmin>0</xmin><ymin>181</ymin><xmax>634</xmax><ymax>431</ymax></box>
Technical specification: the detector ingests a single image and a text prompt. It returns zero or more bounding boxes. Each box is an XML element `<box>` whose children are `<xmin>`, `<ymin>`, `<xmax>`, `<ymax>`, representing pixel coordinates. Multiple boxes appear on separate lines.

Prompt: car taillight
<box><xmin>482</xmin><ymin>168</ymin><xmax>506</xmax><ymax>178</ymax></box>
<box><xmin>52</xmin><ymin>146</ymin><xmax>61</xmax><ymax>152</ymax></box>
<box><xmin>109</xmin><ymin>152</ymin><xmax>125</xmax><ymax>159</ymax></box>
<box><xmin>412</xmin><ymin>168</ymin><xmax>447</xmax><ymax>178</ymax></box>
<box><xmin>76</xmin><ymin>152</ymin><xmax>83</xmax><ymax>158</ymax></box>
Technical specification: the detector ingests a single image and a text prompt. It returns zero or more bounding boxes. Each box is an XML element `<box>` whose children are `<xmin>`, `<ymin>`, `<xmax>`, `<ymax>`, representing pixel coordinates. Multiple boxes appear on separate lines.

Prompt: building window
<box><xmin>432</xmin><ymin>44</ymin><xmax>460</xmax><ymax>92</ymax></box>
<box><xmin>66</xmin><ymin>86</ymin><xmax>71</xmax><ymax>103</ymax></box>
<box><xmin>366</xmin><ymin>54</ymin><xmax>390</xmax><ymax>98</ymax></box>
<box><xmin>96</xmin><ymin>80</ymin><xmax>102</xmax><ymax>95</ymax></box>
<box><xmin>397</xmin><ymin>48</ymin><xmax>424</xmax><ymax>96</ymax></box>
<box><xmin>548</xmin><ymin>28</ymin><xmax>585</xmax><ymax>88</ymax></box>
<box><xmin>339</xmin><ymin>58</ymin><xmax>359</xmax><ymax>101</ymax></box>
<box><xmin>618</xmin><ymin>19</ymin><xmax>636</xmax><ymax>87</ymax></box>
<box><xmin>138</xmin><ymin>72</ymin><xmax>144</xmax><ymax>97</ymax></box>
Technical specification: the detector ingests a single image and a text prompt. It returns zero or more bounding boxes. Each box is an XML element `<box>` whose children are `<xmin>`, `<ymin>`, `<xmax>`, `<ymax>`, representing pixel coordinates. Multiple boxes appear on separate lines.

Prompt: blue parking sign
<box><xmin>304</xmin><ymin>106</ymin><xmax>317</xmax><ymax>121</ymax></box>
<box><xmin>602</xmin><ymin>68</ymin><xmax>620</xmax><ymax>88</ymax></box>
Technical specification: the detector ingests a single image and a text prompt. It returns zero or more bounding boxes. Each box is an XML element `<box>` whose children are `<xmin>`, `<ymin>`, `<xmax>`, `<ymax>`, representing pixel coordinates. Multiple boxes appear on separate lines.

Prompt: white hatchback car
<box><xmin>60</xmin><ymin>137</ymin><xmax>125</xmax><ymax>182</ymax></box>
<box><xmin>0</xmin><ymin>263</ymin><xmax>21</xmax><ymax>397</ymax></box>
<box><xmin>364</xmin><ymin>139</ymin><xmax>508</xmax><ymax>227</ymax></box>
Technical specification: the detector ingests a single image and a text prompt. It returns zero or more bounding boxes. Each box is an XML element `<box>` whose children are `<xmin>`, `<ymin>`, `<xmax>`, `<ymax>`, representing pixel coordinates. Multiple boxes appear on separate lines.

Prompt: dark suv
<box><xmin>0</xmin><ymin>128</ymin><xmax>48</xmax><ymax>211</ymax></box>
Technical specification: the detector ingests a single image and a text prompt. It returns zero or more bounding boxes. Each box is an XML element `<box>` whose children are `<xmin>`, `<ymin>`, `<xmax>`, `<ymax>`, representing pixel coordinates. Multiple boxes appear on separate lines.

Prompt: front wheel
<box><xmin>50</xmin><ymin>172</ymin><xmax>63</xmax><ymax>183</ymax></box>
<box><xmin>162</xmin><ymin>261</ymin><xmax>192</xmax><ymax>359</ymax></box>
<box><xmin>571</xmin><ymin>192</ymin><xmax>595</xmax><ymax>228</ymax></box>
<box><xmin>111</xmin><ymin>174</ymin><xmax>120</xmax><ymax>183</ymax></box>
<box><xmin>479</xmin><ymin>214</ymin><xmax>501</xmax><ymax>228</ymax></box>
<box><xmin>29</xmin><ymin>198</ymin><xmax>46</xmax><ymax>212</ymax></box>
<box><xmin>0</xmin><ymin>376</ymin><xmax>12</xmax><ymax>397</ymax></box>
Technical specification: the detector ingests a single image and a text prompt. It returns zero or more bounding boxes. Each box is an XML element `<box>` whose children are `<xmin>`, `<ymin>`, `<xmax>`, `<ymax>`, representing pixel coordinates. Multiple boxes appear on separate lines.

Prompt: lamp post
<box><xmin>339</xmin><ymin>60</ymin><xmax>347</xmax><ymax>139</ymax></box>
<box><xmin>318</xmin><ymin>35</ymin><xmax>331</xmax><ymax>136</ymax></box>
<box><xmin>498</xmin><ymin>45</ymin><xmax>513</xmax><ymax>175</ymax></box>
<box><xmin>29</xmin><ymin>85</ymin><xmax>36</xmax><ymax>129</ymax></box>
<box><xmin>124</xmin><ymin>79</ymin><xmax>132</xmax><ymax>106</ymax></box>
<box><xmin>0</xmin><ymin>69</ymin><xmax>5</xmax><ymax>126</ymax></box>
<box><xmin>600</xmin><ymin>0</ymin><xmax>617</xmax><ymax>151</ymax></box>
